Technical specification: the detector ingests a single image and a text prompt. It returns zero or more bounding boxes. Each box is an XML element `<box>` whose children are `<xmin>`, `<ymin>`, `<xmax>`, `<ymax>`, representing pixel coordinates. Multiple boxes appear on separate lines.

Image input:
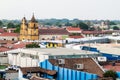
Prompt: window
<box><xmin>12</xmin><ymin>38</ymin><xmax>14</xmax><ymax>41</ymax></box>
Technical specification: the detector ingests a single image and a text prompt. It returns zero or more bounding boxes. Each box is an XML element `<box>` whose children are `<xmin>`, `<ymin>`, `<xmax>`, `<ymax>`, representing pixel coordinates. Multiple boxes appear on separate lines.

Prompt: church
<box><xmin>19</xmin><ymin>14</ymin><xmax>39</xmax><ymax>40</ymax></box>
<box><xmin>19</xmin><ymin>15</ymin><xmax>69</xmax><ymax>41</ymax></box>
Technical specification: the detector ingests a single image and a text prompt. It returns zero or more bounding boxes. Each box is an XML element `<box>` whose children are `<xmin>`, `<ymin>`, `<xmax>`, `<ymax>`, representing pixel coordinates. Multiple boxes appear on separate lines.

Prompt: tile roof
<box><xmin>49</xmin><ymin>58</ymin><xmax>104</xmax><ymax>77</ymax></box>
<box><xmin>0</xmin><ymin>40</ymin><xmax>16</xmax><ymax>44</ymax></box>
<box><xmin>39</xmin><ymin>28</ymin><xmax>69</xmax><ymax>35</ymax></box>
<box><xmin>82</xmin><ymin>31</ymin><xmax>104</xmax><ymax>34</ymax></box>
<box><xmin>82</xmin><ymin>30</ymin><xmax>116</xmax><ymax>34</ymax></box>
<box><xmin>0</xmin><ymin>42</ymin><xmax>31</xmax><ymax>52</ymax></box>
<box><xmin>13</xmin><ymin>42</ymin><xmax>30</xmax><ymax>49</ymax></box>
<box><xmin>5</xmin><ymin>42</ymin><xmax>31</xmax><ymax>49</ymax></box>
<box><xmin>0</xmin><ymin>32</ymin><xmax>19</xmax><ymax>36</ymax></box>
<box><xmin>103</xmin><ymin>62</ymin><xmax>120</xmax><ymax>71</ymax></box>
<box><xmin>103</xmin><ymin>65</ymin><xmax>120</xmax><ymax>71</ymax></box>
<box><xmin>7</xmin><ymin>28</ymin><xmax>16</xmax><ymax>30</ymax></box>
<box><xmin>30</xmin><ymin>76</ymin><xmax>49</xmax><ymax>80</ymax></box>
<box><xmin>0</xmin><ymin>47</ymin><xmax>11</xmax><ymax>52</ymax></box>
<box><xmin>20</xmin><ymin>67</ymin><xmax>56</xmax><ymax>76</ymax></box>
<box><xmin>66</xmin><ymin>27</ymin><xmax>81</xmax><ymax>31</ymax></box>
<box><xmin>0</xmin><ymin>28</ymin><xmax>5</xmax><ymax>33</ymax></box>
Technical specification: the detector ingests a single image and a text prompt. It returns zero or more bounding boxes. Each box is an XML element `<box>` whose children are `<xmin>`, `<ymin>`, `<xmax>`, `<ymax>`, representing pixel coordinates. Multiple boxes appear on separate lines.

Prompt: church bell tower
<box><xmin>19</xmin><ymin>14</ymin><xmax>39</xmax><ymax>41</ymax></box>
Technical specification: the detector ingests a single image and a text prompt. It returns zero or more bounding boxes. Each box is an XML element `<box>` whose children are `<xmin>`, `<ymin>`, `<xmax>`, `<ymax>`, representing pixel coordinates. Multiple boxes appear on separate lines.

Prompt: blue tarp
<box><xmin>101</xmin><ymin>53</ymin><xmax>120</xmax><ymax>61</ymax></box>
<box><xmin>81</xmin><ymin>46</ymin><xmax>99</xmax><ymax>52</ymax></box>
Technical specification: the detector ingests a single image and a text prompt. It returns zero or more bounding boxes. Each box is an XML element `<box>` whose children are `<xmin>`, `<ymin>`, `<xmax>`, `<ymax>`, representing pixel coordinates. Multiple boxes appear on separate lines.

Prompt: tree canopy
<box><xmin>113</xmin><ymin>26</ymin><xmax>119</xmax><ymax>30</ymax></box>
<box><xmin>26</xmin><ymin>43</ymin><xmax>40</xmax><ymax>48</ymax></box>
<box><xmin>109</xmin><ymin>21</ymin><xmax>116</xmax><ymax>25</ymax></box>
<box><xmin>103</xmin><ymin>70</ymin><xmax>118</xmax><ymax>80</ymax></box>
<box><xmin>0</xmin><ymin>20</ymin><xmax>3</xmax><ymax>27</ymax></box>
<box><xmin>77</xmin><ymin>22</ymin><xmax>89</xmax><ymax>30</ymax></box>
<box><xmin>7</xmin><ymin>22</ymin><xmax>15</xmax><ymax>28</ymax></box>
<box><xmin>14</xmin><ymin>24</ymin><xmax>20</xmax><ymax>33</ymax></box>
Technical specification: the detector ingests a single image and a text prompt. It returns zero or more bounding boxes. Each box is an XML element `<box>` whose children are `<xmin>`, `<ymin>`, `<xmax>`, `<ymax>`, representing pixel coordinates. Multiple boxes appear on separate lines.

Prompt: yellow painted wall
<box><xmin>19</xmin><ymin>18</ymin><xmax>39</xmax><ymax>41</ymax></box>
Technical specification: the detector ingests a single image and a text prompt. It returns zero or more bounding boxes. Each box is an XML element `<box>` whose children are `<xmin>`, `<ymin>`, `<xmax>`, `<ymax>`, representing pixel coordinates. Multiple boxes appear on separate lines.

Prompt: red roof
<box><xmin>13</xmin><ymin>42</ymin><xmax>31</xmax><ymax>49</ymax></box>
<box><xmin>49</xmin><ymin>58</ymin><xmax>104</xmax><ymax>77</ymax></box>
<box><xmin>0</xmin><ymin>28</ymin><xmax>5</xmax><ymax>33</ymax></box>
<box><xmin>82</xmin><ymin>31</ymin><xmax>104</xmax><ymax>34</ymax></box>
<box><xmin>0</xmin><ymin>32</ymin><xmax>19</xmax><ymax>36</ymax></box>
<box><xmin>7</xmin><ymin>28</ymin><xmax>16</xmax><ymax>30</ymax></box>
<box><xmin>0</xmin><ymin>40</ymin><xmax>16</xmax><ymax>44</ymax></box>
<box><xmin>0</xmin><ymin>42</ymin><xmax>31</xmax><ymax>52</ymax></box>
<box><xmin>39</xmin><ymin>28</ymin><xmax>69</xmax><ymax>35</ymax></box>
<box><xmin>103</xmin><ymin>64</ymin><xmax>120</xmax><ymax>71</ymax></box>
<box><xmin>5</xmin><ymin>42</ymin><xmax>31</xmax><ymax>49</ymax></box>
<box><xmin>66</xmin><ymin>27</ymin><xmax>81</xmax><ymax>31</ymax></box>
<box><xmin>0</xmin><ymin>47</ymin><xmax>11</xmax><ymax>52</ymax></box>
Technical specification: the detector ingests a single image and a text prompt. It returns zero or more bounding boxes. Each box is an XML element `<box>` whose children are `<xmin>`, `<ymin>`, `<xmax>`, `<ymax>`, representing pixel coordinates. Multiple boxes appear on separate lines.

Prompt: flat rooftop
<box><xmin>22</xmin><ymin>47</ymin><xmax>96</xmax><ymax>56</ymax></box>
<box><xmin>82</xmin><ymin>43</ymin><xmax>120</xmax><ymax>55</ymax></box>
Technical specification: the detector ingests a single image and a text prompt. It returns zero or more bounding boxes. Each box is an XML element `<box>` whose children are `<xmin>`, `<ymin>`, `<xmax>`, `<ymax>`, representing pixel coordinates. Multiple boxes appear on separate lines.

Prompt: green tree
<box><xmin>14</xmin><ymin>27</ymin><xmax>20</xmax><ymax>33</ymax></box>
<box><xmin>113</xmin><ymin>26</ymin><xmax>119</xmax><ymax>30</ymax></box>
<box><xmin>65</xmin><ymin>22</ymin><xmax>72</xmax><ymax>26</ymax></box>
<box><xmin>26</xmin><ymin>43</ymin><xmax>40</xmax><ymax>48</ymax></box>
<box><xmin>109</xmin><ymin>21</ymin><xmax>116</xmax><ymax>25</ymax></box>
<box><xmin>77</xmin><ymin>22</ymin><xmax>89</xmax><ymax>30</ymax></box>
<box><xmin>14</xmin><ymin>24</ymin><xmax>20</xmax><ymax>33</ymax></box>
<box><xmin>0</xmin><ymin>20</ymin><xmax>3</xmax><ymax>27</ymax></box>
<box><xmin>7</xmin><ymin>22</ymin><xmax>15</xmax><ymax>28</ymax></box>
<box><xmin>103</xmin><ymin>70</ymin><xmax>118</xmax><ymax>80</ymax></box>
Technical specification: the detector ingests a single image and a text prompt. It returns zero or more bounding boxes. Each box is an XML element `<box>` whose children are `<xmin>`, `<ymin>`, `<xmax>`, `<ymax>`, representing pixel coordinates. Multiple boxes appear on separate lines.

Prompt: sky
<box><xmin>0</xmin><ymin>0</ymin><xmax>120</xmax><ymax>20</ymax></box>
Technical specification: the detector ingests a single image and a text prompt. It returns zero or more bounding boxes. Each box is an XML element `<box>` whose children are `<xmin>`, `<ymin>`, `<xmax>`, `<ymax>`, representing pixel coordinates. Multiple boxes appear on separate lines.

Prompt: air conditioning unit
<box><xmin>97</xmin><ymin>57</ymin><xmax>107</xmax><ymax>62</ymax></box>
<box><xmin>58</xmin><ymin>59</ymin><xmax>65</xmax><ymax>64</ymax></box>
<box><xmin>75</xmin><ymin>64</ymin><xmax>84</xmax><ymax>69</ymax></box>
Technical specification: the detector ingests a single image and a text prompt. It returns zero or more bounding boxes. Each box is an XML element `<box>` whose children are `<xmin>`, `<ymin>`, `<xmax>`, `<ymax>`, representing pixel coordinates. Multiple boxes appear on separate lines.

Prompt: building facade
<box><xmin>19</xmin><ymin>14</ymin><xmax>39</xmax><ymax>41</ymax></box>
<box><xmin>0</xmin><ymin>32</ymin><xmax>19</xmax><ymax>41</ymax></box>
<box><xmin>39</xmin><ymin>28</ymin><xmax>69</xmax><ymax>40</ymax></box>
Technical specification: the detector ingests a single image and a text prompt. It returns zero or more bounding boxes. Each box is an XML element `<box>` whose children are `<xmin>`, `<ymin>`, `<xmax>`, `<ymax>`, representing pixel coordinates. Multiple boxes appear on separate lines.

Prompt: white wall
<box><xmin>39</xmin><ymin>35</ymin><xmax>68</xmax><ymax>40</ymax></box>
<box><xmin>5</xmin><ymin>72</ymin><xmax>18</xmax><ymax>80</ymax></box>
<box><xmin>0</xmin><ymin>56</ymin><xmax>8</xmax><ymax>65</ymax></box>
<box><xmin>0</xmin><ymin>36</ymin><xmax>18</xmax><ymax>41</ymax></box>
<box><xmin>8</xmin><ymin>53</ymin><xmax>48</xmax><ymax>67</ymax></box>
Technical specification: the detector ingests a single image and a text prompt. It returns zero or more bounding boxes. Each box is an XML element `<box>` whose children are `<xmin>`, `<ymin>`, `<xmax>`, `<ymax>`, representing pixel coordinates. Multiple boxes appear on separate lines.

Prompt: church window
<box><xmin>12</xmin><ymin>38</ymin><xmax>14</xmax><ymax>41</ymax></box>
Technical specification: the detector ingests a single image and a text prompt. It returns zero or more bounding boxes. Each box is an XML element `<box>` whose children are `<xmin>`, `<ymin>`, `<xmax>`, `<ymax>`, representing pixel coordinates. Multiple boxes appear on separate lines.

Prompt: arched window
<box><xmin>12</xmin><ymin>38</ymin><xmax>14</xmax><ymax>41</ymax></box>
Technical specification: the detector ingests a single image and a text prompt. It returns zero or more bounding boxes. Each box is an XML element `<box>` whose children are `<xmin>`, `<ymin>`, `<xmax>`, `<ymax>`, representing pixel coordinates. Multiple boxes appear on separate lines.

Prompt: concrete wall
<box><xmin>0</xmin><ymin>56</ymin><xmax>8</xmax><ymax>65</ymax></box>
<box><xmin>5</xmin><ymin>72</ymin><xmax>18</xmax><ymax>80</ymax></box>
<box><xmin>8</xmin><ymin>53</ymin><xmax>48</xmax><ymax>67</ymax></box>
<box><xmin>39</xmin><ymin>35</ymin><xmax>68</xmax><ymax>40</ymax></box>
<box><xmin>0</xmin><ymin>36</ymin><xmax>18</xmax><ymax>41</ymax></box>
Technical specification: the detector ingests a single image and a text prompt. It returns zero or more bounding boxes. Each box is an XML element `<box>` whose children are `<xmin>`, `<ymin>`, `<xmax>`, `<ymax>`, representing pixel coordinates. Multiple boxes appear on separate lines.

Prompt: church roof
<box><xmin>22</xmin><ymin>17</ymin><xmax>27</xmax><ymax>23</ymax></box>
<box><xmin>30</xmin><ymin>14</ymin><xmax>37</xmax><ymax>22</ymax></box>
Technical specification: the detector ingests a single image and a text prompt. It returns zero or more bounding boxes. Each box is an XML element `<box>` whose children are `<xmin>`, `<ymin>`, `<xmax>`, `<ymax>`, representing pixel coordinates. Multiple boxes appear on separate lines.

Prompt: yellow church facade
<box><xmin>19</xmin><ymin>15</ymin><xmax>39</xmax><ymax>40</ymax></box>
